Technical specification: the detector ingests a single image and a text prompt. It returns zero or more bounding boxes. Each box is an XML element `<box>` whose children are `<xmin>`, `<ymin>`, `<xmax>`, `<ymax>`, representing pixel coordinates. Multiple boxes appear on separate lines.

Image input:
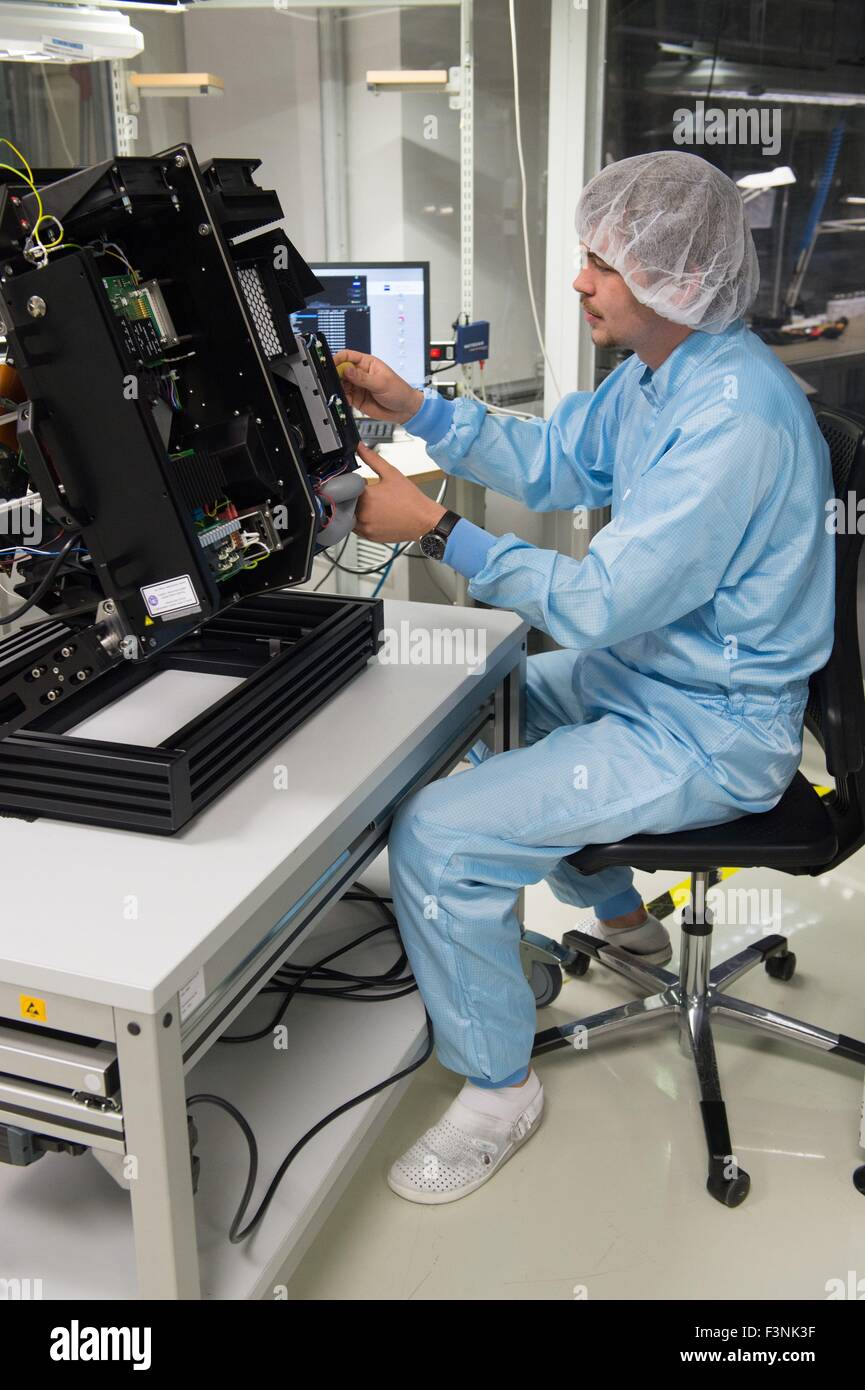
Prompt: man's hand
<box><xmin>334</xmin><ymin>350</ymin><xmax>424</xmax><ymax>424</ymax></box>
<box><xmin>353</xmin><ymin>443</ymin><xmax>447</xmax><ymax>543</ymax></box>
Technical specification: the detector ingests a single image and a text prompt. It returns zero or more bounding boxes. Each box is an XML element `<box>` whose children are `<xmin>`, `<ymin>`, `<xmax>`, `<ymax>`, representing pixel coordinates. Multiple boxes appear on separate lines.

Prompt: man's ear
<box><xmin>666</xmin><ymin>262</ymin><xmax>703</xmax><ymax>312</ymax></box>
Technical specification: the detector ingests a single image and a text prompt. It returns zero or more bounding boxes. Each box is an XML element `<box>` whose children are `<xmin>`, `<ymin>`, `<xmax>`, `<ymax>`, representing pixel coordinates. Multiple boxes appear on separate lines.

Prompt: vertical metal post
<box><xmin>770</xmin><ymin>185</ymin><xmax>789</xmax><ymax>319</ymax></box>
<box><xmin>492</xmin><ymin>642</ymin><xmax>526</xmax><ymax>756</ymax></box>
<box><xmin>116</xmin><ymin>1003</ymin><xmax>201</xmax><ymax>1300</ymax></box>
<box><xmin>451</xmin><ymin>0</ymin><xmax>478</xmax><ymax>610</ymax></box>
<box><xmin>542</xmin><ymin>0</ymin><xmax>607</xmax><ymax>573</ymax></box>
<box><xmin>110</xmin><ymin>59</ymin><xmax>137</xmax><ymax>156</ymax></box>
<box><xmin>455</xmin><ymin>0</ymin><xmax>475</xmax><ymax>408</ymax></box>
<box><xmin>679</xmin><ymin>870</ymin><xmax>713</xmax><ymax>1000</ymax></box>
<box><xmin>318</xmin><ymin>8</ymin><xmax>349</xmax><ymax>261</ymax></box>
<box><xmin>493</xmin><ymin>640</ymin><xmax>527</xmax><ymax>923</ymax></box>
<box><xmin>458</xmin><ymin>0</ymin><xmax>474</xmax><ymax>327</ymax></box>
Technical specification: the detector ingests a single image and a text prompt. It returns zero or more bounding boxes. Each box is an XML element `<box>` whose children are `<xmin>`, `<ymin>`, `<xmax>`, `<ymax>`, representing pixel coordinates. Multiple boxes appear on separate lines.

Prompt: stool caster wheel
<box><xmin>854</xmin><ymin>1165</ymin><xmax>865</xmax><ymax>1196</ymax></box>
<box><xmin>563</xmin><ymin>952</ymin><xmax>590</xmax><ymax>978</ymax></box>
<box><xmin>530</xmin><ymin>960</ymin><xmax>563</xmax><ymax>1009</ymax></box>
<box><xmin>707</xmin><ymin>1163</ymin><xmax>751</xmax><ymax>1207</ymax></box>
<box><xmin>765</xmin><ymin>951</ymin><xmax>796</xmax><ymax>981</ymax></box>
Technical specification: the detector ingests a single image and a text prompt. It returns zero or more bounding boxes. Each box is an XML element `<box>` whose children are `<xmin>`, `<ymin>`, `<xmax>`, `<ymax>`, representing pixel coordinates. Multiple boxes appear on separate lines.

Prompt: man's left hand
<box><xmin>353</xmin><ymin>442</ymin><xmax>447</xmax><ymax>543</ymax></box>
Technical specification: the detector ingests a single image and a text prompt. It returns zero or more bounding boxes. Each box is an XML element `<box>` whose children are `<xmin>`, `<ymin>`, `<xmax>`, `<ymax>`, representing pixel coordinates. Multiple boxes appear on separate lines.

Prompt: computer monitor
<box><xmin>293</xmin><ymin>262</ymin><xmax>431</xmax><ymax>389</ymax></box>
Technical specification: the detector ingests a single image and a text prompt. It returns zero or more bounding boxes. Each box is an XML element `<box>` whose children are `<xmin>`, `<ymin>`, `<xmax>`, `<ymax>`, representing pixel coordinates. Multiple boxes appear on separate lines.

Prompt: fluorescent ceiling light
<box><xmin>0</xmin><ymin>4</ymin><xmax>143</xmax><ymax>63</ymax></box>
<box><xmin>657</xmin><ymin>42</ymin><xmax>715</xmax><ymax>57</ymax></box>
<box><xmin>737</xmin><ymin>166</ymin><xmax>796</xmax><ymax>191</ymax></box>
<box><xmin>33</xmin><ymin>1</ymin><xmax>187</xmax><ymax>9</ymax></box>
<box><xmin>646</xmin><ymin>59</ymin><xmax>865</xmax><ymax>108</ymax></box>
<box><xmin>713</xmin><ymin>90</ymin><xmax>865</xmax><ymax>106</ymax></box>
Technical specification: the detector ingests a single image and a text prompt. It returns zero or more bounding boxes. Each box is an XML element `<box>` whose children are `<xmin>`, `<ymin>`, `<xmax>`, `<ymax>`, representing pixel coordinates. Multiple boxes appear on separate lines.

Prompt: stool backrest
<box><xmin>810</xmin><ymin>408</ymin><xmax>865</xmax><ymax>862</ymax></box>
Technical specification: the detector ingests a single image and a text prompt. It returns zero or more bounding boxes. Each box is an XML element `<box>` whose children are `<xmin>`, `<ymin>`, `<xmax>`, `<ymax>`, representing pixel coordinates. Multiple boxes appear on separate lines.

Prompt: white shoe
<box><xmin>579</xmin><ymin>912</ymin><xmax>673</xmax><ymax>966</ymax></box>
<box><xmin>387</xmin><ymin>1083</ymin><xmax>544</xmax><ymax>1205</ymax></box>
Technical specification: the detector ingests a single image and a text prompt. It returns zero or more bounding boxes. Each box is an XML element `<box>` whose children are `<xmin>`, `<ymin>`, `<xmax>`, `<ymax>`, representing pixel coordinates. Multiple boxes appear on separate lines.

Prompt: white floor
<box><xmin>277</xmin><ymin>736</ymin><xmax>865</xmax><ymax>1300</ymax></box>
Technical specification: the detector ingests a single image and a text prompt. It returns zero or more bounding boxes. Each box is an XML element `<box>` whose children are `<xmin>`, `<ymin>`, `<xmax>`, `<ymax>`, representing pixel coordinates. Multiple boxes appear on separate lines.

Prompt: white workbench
<box><xmin>0</xmin><ymin>599</ymin><xmax>528</xmax><ymax>1300</ymax></box>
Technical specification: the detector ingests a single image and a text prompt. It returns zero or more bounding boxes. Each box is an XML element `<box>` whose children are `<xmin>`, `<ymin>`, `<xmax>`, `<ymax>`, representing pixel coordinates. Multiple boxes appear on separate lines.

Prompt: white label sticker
<box><xmin>140</xmin><ymin>574</ymin><xmax>201</xmax><ymax>619</ymax></box>
<box><xmin>43</xmin><ymin>36</ymin><xmax>93</xmax><ymax>58</ymax></box>
<box><xmin>179</xmin><ymin>967</ymin><xmax>206</xmax><ymax>1023</ymax></box>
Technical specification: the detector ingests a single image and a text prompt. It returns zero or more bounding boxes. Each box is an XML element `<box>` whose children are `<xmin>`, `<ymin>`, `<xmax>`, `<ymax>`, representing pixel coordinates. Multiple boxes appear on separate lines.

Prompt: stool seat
<box><xmin>567</xmin><ymin>772</ymin><xmax>838</xmax><ymax>875</ymax></box>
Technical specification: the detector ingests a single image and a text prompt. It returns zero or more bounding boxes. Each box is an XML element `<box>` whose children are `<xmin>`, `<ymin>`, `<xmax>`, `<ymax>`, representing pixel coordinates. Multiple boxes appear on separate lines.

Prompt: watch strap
<box><xmin>431</xmin><ymin>509</ymin><xmax>461</xmax><ymax>543</ymax></box>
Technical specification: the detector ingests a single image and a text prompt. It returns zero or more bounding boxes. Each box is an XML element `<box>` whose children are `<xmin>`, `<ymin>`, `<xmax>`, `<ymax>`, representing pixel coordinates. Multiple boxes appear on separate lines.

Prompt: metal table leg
<box><xmin>451</xmin><ymin>477</ymin><xmax>486</xmax><ymax>607</ymax></box>
<box><xmin>492</xmin><ymin>646</ymin><xmax>525</xmax><ymax>755</ymax></box>
<box><xmin>492</xmin><ymin>644</ymin><xmax>527</xmax><ymax>935</ymax></box>
<box><xmin>115</xmin><ymin>1003</ymin><xmax>201</xmax><ymax>1300</ymax></box>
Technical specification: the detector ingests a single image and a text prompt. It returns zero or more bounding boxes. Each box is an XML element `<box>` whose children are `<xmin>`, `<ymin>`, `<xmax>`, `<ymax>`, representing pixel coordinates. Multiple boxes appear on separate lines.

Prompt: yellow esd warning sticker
<box><xmin>20</xmin><ymin>995</ymin><xmax>46</xmax><ymax>1022</ymax></box>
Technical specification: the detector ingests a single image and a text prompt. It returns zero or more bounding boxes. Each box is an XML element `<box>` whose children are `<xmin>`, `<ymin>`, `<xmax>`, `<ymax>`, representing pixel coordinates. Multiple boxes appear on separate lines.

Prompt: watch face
<box><xmin>420</xmin><ymin>532</ymin><xmax>446</xmax><ymax>561</ymax></box>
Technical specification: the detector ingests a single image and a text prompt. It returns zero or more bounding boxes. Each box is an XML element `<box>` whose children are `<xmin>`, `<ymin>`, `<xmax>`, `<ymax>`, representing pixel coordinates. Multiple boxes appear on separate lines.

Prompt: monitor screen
<box><xmin>293</xmin><ymin>263</ymin><xmax>430</xmax><ymax>389</ymax></box>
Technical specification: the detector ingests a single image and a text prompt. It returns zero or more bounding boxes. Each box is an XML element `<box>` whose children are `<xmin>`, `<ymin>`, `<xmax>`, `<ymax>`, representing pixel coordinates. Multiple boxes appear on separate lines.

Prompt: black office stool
<box><xmin>520</xmin><ymin>406</ymin><xmax>865</xmax><ymax>1207</ymax></box>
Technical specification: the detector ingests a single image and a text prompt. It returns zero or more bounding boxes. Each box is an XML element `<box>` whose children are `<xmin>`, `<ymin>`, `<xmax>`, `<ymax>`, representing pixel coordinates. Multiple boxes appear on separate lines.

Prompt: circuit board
<box><xmin>95</xmin><ymin>230</ymin><xmax>356</xmax><ymax>601</ymax></box>
<box><xmin>193</xmin><ymin>501</ymin><xmax>278</xmax><ymax>584</ymax></box>
<box><xmin>101</xmin><ymin>263</ymin><xmax>291</xmax><ymax>589</ymax></box>
<box><xmin>103</xmin><ymin>273</ymin><xmax>179</xmax><ymax>363</ymax></box>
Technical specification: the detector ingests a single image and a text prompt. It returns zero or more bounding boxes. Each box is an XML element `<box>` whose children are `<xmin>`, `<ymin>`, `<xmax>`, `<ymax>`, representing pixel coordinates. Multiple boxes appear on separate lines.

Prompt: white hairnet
<box><xmin>575</xmin><ymin>152</ymin><xmax>759</xmax><ymax>333</ymax></box>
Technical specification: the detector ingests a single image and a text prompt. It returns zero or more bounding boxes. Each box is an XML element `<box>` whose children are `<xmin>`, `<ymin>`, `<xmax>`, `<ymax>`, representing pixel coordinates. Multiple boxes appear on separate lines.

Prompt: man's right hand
<box><xmin>333</xmin><ymin>350</ymin><xmax>424</xmax><ymax>425</ymax></box>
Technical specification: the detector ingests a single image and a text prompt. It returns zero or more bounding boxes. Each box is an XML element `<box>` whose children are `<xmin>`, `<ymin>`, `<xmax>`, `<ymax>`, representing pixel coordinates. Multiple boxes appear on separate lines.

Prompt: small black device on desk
<box><xmin>357</xmin><ymin>418</ymin><xmax>395</xmax><ymax>444</ymax></box>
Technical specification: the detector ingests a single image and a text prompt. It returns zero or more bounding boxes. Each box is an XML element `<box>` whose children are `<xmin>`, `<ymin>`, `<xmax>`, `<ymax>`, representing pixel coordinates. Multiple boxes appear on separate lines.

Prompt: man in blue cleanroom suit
<box><xmin>335</xmin><ymin>151</ymin><xmax>835</xmax><ymax>1204</ymax></box>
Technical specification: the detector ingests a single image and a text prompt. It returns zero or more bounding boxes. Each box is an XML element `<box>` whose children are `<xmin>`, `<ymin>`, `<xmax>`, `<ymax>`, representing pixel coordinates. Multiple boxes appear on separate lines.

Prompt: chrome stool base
<box><xmin>525</xmin><ymin>871</ymin><xmax>865</xmax><ymax>1206</ymax></box>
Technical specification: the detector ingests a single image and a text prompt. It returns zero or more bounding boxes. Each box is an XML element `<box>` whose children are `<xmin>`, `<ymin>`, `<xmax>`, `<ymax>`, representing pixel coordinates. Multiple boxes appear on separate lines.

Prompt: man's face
<box><xmin>572</xmin><ymin>244</ymin><xmax>660</xmax><ymax>351</ymax></box>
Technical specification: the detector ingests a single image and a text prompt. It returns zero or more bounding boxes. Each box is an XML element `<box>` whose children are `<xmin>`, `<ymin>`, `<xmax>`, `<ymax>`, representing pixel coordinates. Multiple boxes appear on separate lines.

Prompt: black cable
<box><xmin>193</xmin><ymin>1009</ymin><xmax>435</xmax><ymax>1245</ymax></box>
<box><xmin>220</xmin><ymin>919</ymin><xmax>413</xmax><ymax>1043</ymax></box>
<box><xmin>186</xmin><ymin>1094</ymin><xmax>259</xmax><ymax>1245</ymax></box>
<box><xmin>1</xmin><ymin>533</ymin><xmax>81</xmax><ymax>621</ymax></box>
<box><xmin>315</xmin><ymin>462</ymin><xmax>449</xmax><ymax>581</ymax></box>
<box><xmin>222</xmin><ymin>888</ymin><xmax>402</xmax><ymax>1039</ymax></box>
<box><xmin>327</xmin><ymin>542</ymin><xmax>418</xmax><ymax>577</ymax></box>
<box><xmin>276</xmin><ymin>911</ymin><xmax>411</xmax><ymax>989</ymax></box>
<box><xmin>313</xmin><ymin>532</ymin><xmax>351</xmax><ymax>591</ymax></box>
<box><xmin>270</xmin><ymin>943</ymin><xmax>416</xmax><ymax>1001</ymax></box>
<box><xmin>274</xmin><ymin>887</ymin><xmax>406</xmax><ymax>996</ymax></box>
<box><xmin>273</xmin><ymin>933</ymin><xmax>409</xmax><ymax>988</ymax></box>
<box><xmin>316</xmin><ymin>532</ymin><xmax>422</xmax><ymax>582</ymax></box>
<box><xmin>270</xmin><ymin>952</ymin><xmax>413</xmax><ymax>993</ymax></box>
<box><xmin>29</xmin><ymin>594</ymin><xmax>103</xmax><ymax>626</ymax></box>
<box><xmin>325</xmin><ymin>486</ymin><xmax>451</xmax><ymax>580</ymax></box>
<box><xmin>198</xmin><ymin>878</ymin><xmax>432</xmax><ymax>1243</ymax></box>
<box><xmin>344</xmin><ymin>886</ymin><xmax>394</xmax><ymax>908</ymax></box>
<box><xmin>275</xmin><ymin>984</ymin><xmax>419</xmax><ymax>1002</ymax></box>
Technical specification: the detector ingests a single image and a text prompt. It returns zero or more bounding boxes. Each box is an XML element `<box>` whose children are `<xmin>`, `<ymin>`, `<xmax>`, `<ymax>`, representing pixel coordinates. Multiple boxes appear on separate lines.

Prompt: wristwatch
<box><xmin>419</xmin><ymin>509</ymin><xmax>462</xmax><ymax>562</ymax></box>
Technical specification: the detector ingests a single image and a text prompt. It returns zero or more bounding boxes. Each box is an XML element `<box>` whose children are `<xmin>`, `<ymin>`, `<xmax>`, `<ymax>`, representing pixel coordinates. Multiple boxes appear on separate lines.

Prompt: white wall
<box><xmin>130</xmin><ymin>12</ymin><xmax>192</xmax><ymax>154</ymax></box>
<box><xmin>182</xmin><ymin>6</ymin><xmax>326</xmax><ymax>260</ymax></box>
<box><xmin>399</xmin><ymin>0</ymin><xmax>552</xmax><ymax>389</ymax></box>
<box><xmin>343</xmin><ymin>10</ymin><xmax>404</xmax><ymax>261</ymax></box>
<box><xmin>129</xmin><ymin>2</ymin><xmax>551</xmax><ymax>559</ymax></box>
<box><xmin>398</xmin><ymin>0</ymin><xmax>552</xmax><ymax>548</ymax></box>
<box><xmin>179</xmin><ymin>6</ymin><xmax>405</xmax><ymax>267</ymax></box>
<box><xmin>132</xmin><ymin>2</ymin><xmax>548</xmax><ymax>406</ymax></box>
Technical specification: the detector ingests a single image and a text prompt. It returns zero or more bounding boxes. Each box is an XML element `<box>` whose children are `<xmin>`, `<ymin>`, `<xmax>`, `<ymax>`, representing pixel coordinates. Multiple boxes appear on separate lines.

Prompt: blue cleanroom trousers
<box><xmin>387</xmin><ymin>649</ymin><xmax>801</xmax><ymax>1086</ymax></box>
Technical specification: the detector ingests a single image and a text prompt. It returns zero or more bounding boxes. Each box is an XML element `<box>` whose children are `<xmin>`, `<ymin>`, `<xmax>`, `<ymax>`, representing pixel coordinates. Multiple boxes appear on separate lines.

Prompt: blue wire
<box><xmin>795</xmin><ymin>122</ymin><xmax>845</xmax><ymax>257</ymax></box>
<box><xmin>0</xmin><ymin>546</ymin><xmax>85</xmax><ymax>556</ymax></box>
<box><xmin>371</xmin><ymin>544</ymin><xmax>399</xmax><ymax>598</ymax></box>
